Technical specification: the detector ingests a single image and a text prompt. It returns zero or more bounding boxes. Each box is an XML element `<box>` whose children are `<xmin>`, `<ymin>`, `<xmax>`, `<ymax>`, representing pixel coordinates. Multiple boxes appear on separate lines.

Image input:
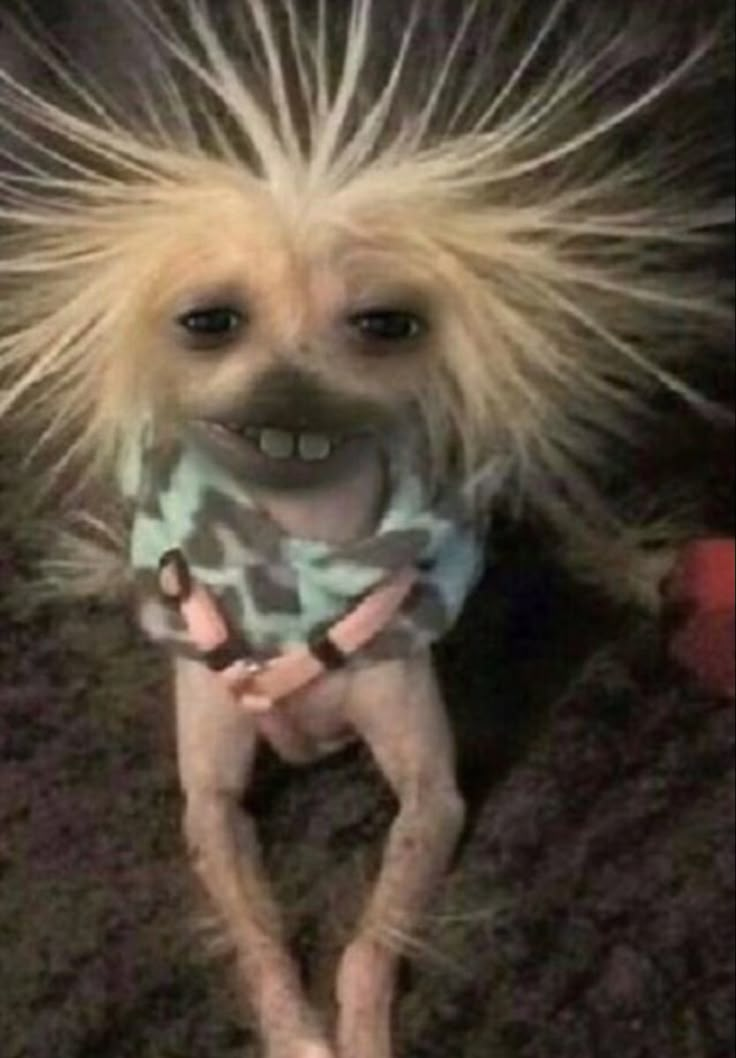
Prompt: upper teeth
<box><xmin>297</xmin><ymin>433</ymin><xmax>334</xmax><ymax>461</ymax></box>
<box><xmin>243</xmin><ymin>427</ymin><xmax>336</xmax><ymax>462</ymax></box>
<box><xmin>258</xmin><ymin>428</ymin><xmax>298</xmax><ymax>461</ymax></box>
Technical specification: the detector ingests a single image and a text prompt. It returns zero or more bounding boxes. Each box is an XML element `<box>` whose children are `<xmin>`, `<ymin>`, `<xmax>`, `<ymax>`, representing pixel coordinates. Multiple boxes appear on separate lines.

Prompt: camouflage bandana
<box><xmin>119</xmin><ymin>424</ymin><xmax>487</xmax><ymax>663</ymax></box>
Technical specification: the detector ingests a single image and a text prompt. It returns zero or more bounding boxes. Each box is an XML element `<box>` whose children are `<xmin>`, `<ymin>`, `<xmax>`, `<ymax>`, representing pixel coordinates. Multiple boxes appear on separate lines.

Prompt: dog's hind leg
<box><xmin>176</xmin><ymin>658</ymin><xmax>335</xmax><ymax>1058</ymax></box>
<box><xmin>336</xmin><ymin>654</ymin><xmax>466</xmax><ymax>1058</ymax></box>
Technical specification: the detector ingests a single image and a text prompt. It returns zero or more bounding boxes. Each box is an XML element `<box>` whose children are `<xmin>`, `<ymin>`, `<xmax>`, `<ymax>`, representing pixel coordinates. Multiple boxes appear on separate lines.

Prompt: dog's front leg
<box><xmin>337</xmin><ymin>654</ymin><xmax>466</xmax><ymax>1058</ymax></box>
<box><xmin>176</xmin><ymin>658</ymin><xmax>335</xmax><ymax>1058</ymax></box>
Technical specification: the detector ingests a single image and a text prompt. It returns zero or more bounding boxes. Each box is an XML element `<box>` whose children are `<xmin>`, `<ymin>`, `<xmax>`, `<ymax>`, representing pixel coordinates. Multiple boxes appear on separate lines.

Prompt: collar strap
<box><xmin>159</xmin><ymin>550</ymin><xmax>418</xmax><ymax>712</ymax></box>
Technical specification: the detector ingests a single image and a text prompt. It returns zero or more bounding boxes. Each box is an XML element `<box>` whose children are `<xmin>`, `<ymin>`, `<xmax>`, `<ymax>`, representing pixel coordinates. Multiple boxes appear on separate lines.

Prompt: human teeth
<box><xmin>258</xmin><ymin>428</ymin><xmax>296</xmax><ymax>460</ymax></box>
<box><xmin>244</xmin><ymin>426</ymin><xmax>338</xmax><ymax>462</ymax></box>
<box><xmin>297</xmin><ymin>432</ymin><xmax>334</xmax><ymax>462</ymax></box>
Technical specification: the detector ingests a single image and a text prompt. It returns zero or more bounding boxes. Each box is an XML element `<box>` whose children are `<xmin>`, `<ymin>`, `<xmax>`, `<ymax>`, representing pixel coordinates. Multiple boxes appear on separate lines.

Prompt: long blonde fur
<box><xmin>0</xmin><ymin>0</ymin><xmax>732</xmax><ymax>550</ymax></box>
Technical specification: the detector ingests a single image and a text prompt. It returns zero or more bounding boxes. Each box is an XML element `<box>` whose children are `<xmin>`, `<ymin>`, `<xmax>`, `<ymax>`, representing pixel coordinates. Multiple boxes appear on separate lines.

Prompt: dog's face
<box><xmin>0</xmin><ymin>0</ymin><xmax>728</xmax><ymax>513</ymax></box>
<box><xmin>84</xmin><ymin>169</ymin><xmax>504</xmax><ymax>491</ymax></box>
<box><xmin>139</xmin><ymin>181</ymin><xmax>438</xmax><ymax>489</ymax></box>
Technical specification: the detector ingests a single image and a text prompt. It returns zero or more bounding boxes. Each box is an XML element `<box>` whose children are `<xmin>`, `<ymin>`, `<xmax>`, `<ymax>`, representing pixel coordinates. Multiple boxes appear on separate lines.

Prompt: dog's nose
<box><xmin>236</xmin><ymin>365</ymin><xmax>386</xmax><ymax>435</ymax></box>
<box><xmin>246</xmin><ymin>366</ymin><xmax>333</xmax><ymax>426</ymax></box>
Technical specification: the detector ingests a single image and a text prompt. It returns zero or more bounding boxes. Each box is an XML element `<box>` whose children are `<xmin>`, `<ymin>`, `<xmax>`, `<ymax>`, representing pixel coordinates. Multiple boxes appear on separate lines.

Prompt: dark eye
<box><xmin>176</xmin><ymin>306</ymin><xmax>245</xmax><ymax>350</ymax></box>
<box><xmin>349</xmin><ymin>309</ymin><xmax>426</xmax><ymax>346</ymax></box>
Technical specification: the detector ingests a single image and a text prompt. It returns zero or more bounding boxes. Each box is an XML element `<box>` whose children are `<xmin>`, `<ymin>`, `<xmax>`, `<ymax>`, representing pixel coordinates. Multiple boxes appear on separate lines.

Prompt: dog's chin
<box><xmin>191</xmin><ymin>419</ymin><xmax>383</xmax><ymax>492</ymax></box>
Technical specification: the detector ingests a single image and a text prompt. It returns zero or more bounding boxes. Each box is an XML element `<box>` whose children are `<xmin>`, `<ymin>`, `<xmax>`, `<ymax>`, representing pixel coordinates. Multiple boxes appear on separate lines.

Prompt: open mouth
<box><xmin>210</xmin><ymin>422</ymin><xmax>347</xmax><ymax>464</ymax></box>
<box><xmin>195</xmin><ymin>418</ymin><xmax>379</xmax><ymax>490</ymax></box>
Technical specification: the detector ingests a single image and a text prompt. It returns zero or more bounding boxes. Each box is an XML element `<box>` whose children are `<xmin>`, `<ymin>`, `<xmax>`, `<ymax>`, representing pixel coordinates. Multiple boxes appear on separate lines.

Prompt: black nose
<box><xmin>237</xmin><ymin>366</ymin><xmax>388</xmax><ymax>435</ymax></box>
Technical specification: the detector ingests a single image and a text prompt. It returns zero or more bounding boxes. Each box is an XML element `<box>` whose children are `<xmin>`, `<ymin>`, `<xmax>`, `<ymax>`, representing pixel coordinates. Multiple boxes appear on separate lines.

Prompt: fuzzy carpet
<box><xmin>1</xmin><ymin>450</ymin><xmax>733</xmax><ymax>1058</ymax></box>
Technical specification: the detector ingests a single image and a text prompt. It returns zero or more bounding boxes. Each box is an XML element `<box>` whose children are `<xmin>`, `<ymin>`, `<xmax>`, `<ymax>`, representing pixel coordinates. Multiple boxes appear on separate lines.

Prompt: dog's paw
<box><xmin>337</xmin><ymin>1033</ymin><xmax>391</xmax><ymax>1058</ymax></box>
<box><xmin>266</xmin><ymin>1042</ymin><xmax>336</xmax><ymax>1058</ymax></box>
<box><xmin>337</xmin><ymin>1027</ymin><xmax>391</xmax><ymax>1058</ymax></box>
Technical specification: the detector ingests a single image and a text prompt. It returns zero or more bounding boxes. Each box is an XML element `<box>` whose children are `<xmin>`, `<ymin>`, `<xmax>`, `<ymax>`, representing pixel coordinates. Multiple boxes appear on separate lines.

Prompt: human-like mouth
<box><xmin>206</xmin><ymin>422</ymin><xmax>350</xmax><ymax>463</ymax></box>
<box><xmin>195</xmin><ymin>418</ymin><xmax>380</xmax><ymax>491</ymax></box>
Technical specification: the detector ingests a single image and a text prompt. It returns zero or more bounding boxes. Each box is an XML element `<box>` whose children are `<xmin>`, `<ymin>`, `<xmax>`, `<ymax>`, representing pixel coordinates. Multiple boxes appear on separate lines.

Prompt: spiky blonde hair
<box><xmin>0</xmin><ymin>0</ymin><xmax>732</xmax><ymax>542</ymax></box>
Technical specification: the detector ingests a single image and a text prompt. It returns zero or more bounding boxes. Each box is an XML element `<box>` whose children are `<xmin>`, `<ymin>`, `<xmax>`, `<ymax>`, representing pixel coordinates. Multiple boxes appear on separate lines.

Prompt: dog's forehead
<box><xmin>147</xmin><ymin>181</ymin><xmax>430</xmax><ymax>313</ymax></box>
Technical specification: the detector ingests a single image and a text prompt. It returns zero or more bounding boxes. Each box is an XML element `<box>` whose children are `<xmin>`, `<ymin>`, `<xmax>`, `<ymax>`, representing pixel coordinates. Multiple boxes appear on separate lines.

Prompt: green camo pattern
<box><xmin>119</xmin><ymin>424</ymin><xmax>486</xmax><ymax>662</ymax></box>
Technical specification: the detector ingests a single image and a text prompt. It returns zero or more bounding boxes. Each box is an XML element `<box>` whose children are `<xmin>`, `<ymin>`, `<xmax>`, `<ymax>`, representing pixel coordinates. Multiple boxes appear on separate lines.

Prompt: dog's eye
<box><xmin>348</xmin><ymin>309</ymin><xmax>426</xmax><ymax>346</ymax></box>
<box><xmin>176</xmin><ymin>306</ymin><xmax>245</xmax><ymax>350</ymax></box>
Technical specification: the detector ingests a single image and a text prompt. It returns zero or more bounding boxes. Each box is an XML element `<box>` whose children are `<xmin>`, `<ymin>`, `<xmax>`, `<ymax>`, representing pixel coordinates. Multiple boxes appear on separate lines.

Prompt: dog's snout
<box><xmin>247</xmin><ymin>366</ymin><xmax>332</xmax><ymax>425</ymax></box>
<box><xmin>236</xmin><ymin>366</ymin><xmax>387</xmax><ymax>435</ymax></box>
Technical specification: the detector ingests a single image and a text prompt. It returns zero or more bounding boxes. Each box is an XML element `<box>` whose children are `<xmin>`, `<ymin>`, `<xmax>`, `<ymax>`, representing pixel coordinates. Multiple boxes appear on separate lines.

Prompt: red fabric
<box><xmin>665</xmin><ymin>539</ymin><xmax>736</xmax><ymax>699</ymax></box>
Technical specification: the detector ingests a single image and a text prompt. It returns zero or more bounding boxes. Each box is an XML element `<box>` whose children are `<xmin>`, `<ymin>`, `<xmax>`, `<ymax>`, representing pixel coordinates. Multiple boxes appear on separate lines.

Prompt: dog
<box><xmin>0</xmin><ymin>2</ymin><xmax>731</xmax><ymax>1056</ymax></box>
